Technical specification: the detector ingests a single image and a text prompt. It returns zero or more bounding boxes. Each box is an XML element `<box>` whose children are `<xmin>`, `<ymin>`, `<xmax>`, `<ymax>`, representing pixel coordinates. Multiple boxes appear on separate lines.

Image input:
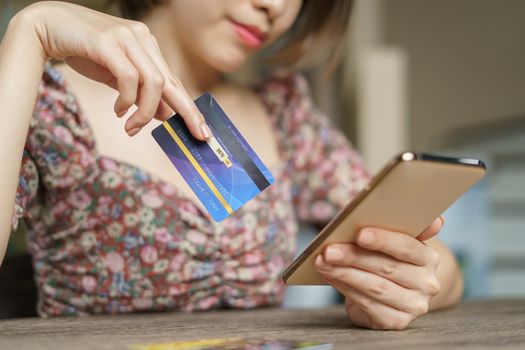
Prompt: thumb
<box><xmin>417</xmin><ymin>216</ymin><xmax>444</xmax><ymax>241</ymax></box>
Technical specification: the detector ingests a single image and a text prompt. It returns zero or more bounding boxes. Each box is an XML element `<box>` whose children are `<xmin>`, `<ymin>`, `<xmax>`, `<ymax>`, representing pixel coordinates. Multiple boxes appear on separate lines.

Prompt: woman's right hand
<box><xmin>19</xmin><ymin>1</ymin><xmax>210</xmax><ymax>138</ymax></box>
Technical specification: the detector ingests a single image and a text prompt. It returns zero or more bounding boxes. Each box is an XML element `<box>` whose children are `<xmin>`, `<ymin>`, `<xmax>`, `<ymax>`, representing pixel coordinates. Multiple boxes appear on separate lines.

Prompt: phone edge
<box><xmin>281</xmin><ymin>151</ymin><xmax>486</xmax><ymax>284</ymax></box>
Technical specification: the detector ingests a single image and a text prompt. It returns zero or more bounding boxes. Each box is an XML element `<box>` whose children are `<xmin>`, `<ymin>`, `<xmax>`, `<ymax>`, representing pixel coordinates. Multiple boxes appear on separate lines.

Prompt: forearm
<box><xmin>0</xmin><ymin>8</ymin><xmax>48</xmax><ymax>265</ymax></box>
<box><xmin>428</xmin><ymin>238</ymin><xmax>464</xmax><ymax>310</ymax></box>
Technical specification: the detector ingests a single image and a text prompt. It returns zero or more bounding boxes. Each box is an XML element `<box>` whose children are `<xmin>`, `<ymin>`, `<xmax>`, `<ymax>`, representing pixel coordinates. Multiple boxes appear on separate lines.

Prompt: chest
<box><xmin>56</xmin><ymin>66</ymin><xmax>281</xmax><ymax>203</ymax></box>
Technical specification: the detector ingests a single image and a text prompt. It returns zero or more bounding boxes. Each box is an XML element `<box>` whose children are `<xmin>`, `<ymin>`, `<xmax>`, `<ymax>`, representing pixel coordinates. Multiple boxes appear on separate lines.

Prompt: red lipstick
<box><xmin>231</xmin><ymin>20</ymin><xmax>267</xmax><ymax>48</ymax></box>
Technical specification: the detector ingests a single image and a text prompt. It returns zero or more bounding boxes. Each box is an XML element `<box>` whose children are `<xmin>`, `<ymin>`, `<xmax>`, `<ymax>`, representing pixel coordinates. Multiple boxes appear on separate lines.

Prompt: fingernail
<box><xmin>315</xmin><ymin>255</ymin><xmax>323</xmax><ymax>267</ymax></box>
<box><xmin>325</xmin><ymin>245</ymin><xmax>344</xmax><ymax>262</ymax></box>
<box><xmin>317</xmin><ymin>255</ymin><xmax>334</xmax><ymax>275</ymax></box>
<box><xmin>358</xmin><ymin>229</ymin><xmax>375</xmax><ymax>245</ymax></box>
<box><xmin>439</xmin><ymin>216</ymin><xmax>445</xmax><ymax>227</ymax></box>
<box><xmin>200</xmin><ymin>122</ymin><xmax>212</xmax><ymax>139</ymax></box>
<box><xmin>127</xmin><ymin>127</ymin><xmax>141</xmax><ymax>136</ymax></box>
<box><xmin>315</xmin><ymin>254</ymin><xmax>328</xmax><ymax>269</ymax></box>
<box><xmin>116</xmin><ymin>109</ymin><xmax>128</xmax><ymax>118</ymax></box>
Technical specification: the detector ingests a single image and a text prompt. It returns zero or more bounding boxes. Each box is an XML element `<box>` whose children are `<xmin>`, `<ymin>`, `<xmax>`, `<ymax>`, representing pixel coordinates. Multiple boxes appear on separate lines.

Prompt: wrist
<box><xmin>8</xmin><ymin>4</ymin><xmax>50</xmax><ymax>62</ymax></box>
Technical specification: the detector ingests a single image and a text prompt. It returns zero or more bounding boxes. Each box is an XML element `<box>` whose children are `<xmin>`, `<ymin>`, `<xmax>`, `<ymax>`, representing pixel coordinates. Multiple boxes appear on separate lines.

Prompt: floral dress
<box><xmin>11</xmin><ymin>65</ymin><xmax>370</xmax><ymax>317</ymax></box>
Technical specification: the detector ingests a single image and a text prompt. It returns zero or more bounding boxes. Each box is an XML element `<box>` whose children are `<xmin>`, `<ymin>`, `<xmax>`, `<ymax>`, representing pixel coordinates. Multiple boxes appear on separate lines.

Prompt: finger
<box><xmin>121</xmin><ymin>36</ymin><xmax>165</xmax><ymax>133</ymax></box>
<box><xmin>163</xmin><ymin>84</ymin><xmax>212</xmax><ymax>140</ymax></box>
<box><xmin>154</xmin><ymin>99</ymin><xmax>174</xmax><ymax>121</ymax></box>
<box><xmin>129</xmin><ymin>26</ymin><xmax>210</xmax><ymax>140</ymax></box>
<box><xmin>344</xmin><ymin>298</ymin><xmax>374</xmax><ymax>329</ymax></box>
<box><xmin>329</xmin><ymin>277</ymin><xmax>415</xmax><ymax>330</ymax></box>
<box><xmin>417</xmin><ymin>216</ymin><xmax>444</xmax><ymax>241</ymax></box>
<box><xmin>126</xmin><ymin>31</ymin><xmax>173</xmax><ymax>122</ymax></box>
<box><xmin>316</xmin><ymin>255</ymin><xmax>429</xmax><ymax>316</ymax></box>
<box><xmin>126</xmin><ymin>85</ymin><xmax>172</xmax><ymax>122</ymax></box>
<box><xmin>323</xmin><ymin>244</ymin><xmax>441</xmax><ymax>294</ymax></box>
<box><xmin>94</xmin><ymin>45</ymin><xmax>139</xmax><ymax>120</ymax></box>
<box><xmin>355</xmin><ymin>227</ymin><xmax>434</xmax><ymax>266</ymax></box>
<box><xmin>64</xmin><ymin>57</ymin><xmax>116</xmax><ymax>88</ymax></box>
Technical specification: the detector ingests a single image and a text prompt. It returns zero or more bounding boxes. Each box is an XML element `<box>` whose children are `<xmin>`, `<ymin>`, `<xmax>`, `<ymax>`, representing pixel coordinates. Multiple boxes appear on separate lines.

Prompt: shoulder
<box><xmin>28</xmin><ymin>63</ymin><xmax>96</xmax><ymax>174</ymax></box>
<box><xmin>35</xmin><ymin>63</ymin><xmax>82</xmax><ymax>119</ymax></box>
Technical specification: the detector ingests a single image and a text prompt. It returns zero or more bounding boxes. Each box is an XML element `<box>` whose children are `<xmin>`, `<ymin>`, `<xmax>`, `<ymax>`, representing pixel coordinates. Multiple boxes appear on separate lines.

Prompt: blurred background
<box><xmin>1</xmin><ymin>0</ymin><xmax>524</xmax><ymax>316</ymax></box>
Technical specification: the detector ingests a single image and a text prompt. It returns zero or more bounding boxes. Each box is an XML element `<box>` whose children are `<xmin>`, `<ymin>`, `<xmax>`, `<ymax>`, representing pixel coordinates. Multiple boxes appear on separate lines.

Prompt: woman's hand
<box><xmin>315</xmin><ymin>217</ymin><xmax>444</xmax><ymax>330</ymax></box>
<box><xmin>20</xmin><ymin>1</ymin><xmax>210</xmax><ymax>138</ymax></box>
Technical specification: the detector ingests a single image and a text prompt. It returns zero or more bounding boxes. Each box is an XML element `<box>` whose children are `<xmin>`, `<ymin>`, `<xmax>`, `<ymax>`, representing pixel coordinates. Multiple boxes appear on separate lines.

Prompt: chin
<box><xmin>207</xmin><ymin>48</ymin><xmax>250</xmax><ymax>73</ymax></box>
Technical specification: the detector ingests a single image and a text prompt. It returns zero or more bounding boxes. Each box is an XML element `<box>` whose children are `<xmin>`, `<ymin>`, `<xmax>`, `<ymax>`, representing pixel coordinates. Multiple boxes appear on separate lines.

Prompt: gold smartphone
<box><xmin>282</xmin><ymin>151</ymin><xmax>486</xmax><ymax>285</ymax></box>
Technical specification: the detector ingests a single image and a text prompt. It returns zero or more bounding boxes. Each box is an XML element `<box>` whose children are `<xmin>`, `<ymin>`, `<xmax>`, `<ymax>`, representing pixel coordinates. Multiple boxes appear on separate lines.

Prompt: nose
<box><xmin>252</xmin><ymin>0</ymin><xmax>286</xmax><ymax>21</ymax></box>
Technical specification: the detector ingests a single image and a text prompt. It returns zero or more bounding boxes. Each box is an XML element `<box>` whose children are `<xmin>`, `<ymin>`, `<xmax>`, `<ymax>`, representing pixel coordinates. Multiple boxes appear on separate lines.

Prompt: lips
<box><xmin>230</xmin><ymin>20</ymin><xmax>268</xmax><ymax>48</ymax></box>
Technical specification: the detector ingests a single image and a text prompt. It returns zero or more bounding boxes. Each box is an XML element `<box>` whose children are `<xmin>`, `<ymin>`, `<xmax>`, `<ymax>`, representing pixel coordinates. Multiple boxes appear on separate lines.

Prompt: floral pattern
<box><xmin>11</xmin><ymin>65</ymin><xmax>370</xmax><ymax>317</ymax></box>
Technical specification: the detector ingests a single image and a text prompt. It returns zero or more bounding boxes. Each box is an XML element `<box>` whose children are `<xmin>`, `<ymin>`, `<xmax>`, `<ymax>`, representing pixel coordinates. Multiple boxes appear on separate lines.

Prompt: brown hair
<box><xmin>111</xmin><ymin>0</ymin><xmax>165</xmax><ymax>20</ymax></box>
<box><xmin>110</xmin><ymin>0</ymin><xmax>354</xmax><ymax>70</ymax></box>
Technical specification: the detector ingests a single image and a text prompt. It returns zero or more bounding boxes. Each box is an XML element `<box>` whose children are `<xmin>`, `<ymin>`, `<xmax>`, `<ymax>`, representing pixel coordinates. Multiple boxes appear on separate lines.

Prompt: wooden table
<box><xmin>0</xmin><ymin>299</ymin><xmax>524</xmax><ymax>349</ymax></box>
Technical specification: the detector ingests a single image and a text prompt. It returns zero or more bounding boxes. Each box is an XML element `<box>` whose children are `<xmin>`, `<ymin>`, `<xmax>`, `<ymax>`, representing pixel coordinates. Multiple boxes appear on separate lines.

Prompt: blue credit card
<box><xmin>151</xmin><ymin>93</ymin><xmax>275</xmax><ymax>221</ymax></box>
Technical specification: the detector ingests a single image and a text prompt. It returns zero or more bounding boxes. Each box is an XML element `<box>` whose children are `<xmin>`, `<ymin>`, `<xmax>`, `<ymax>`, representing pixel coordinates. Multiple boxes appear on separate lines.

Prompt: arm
<box><xmin>0</xmin><ymin>1</ymin><xmax>212</xmax><ymax>268</ymax></box>
<box><xmin>0</xmin><ymin>9</ymin><xmax>47</xmax><ymax>265</ymax></box>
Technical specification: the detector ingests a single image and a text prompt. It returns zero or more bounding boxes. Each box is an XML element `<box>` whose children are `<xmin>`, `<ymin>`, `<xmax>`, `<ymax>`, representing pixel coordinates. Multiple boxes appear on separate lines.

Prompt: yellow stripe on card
<box><xmin>162</xmin><ymin>121</ymin><xmax>234</xmax><ymax>215</ymax></box>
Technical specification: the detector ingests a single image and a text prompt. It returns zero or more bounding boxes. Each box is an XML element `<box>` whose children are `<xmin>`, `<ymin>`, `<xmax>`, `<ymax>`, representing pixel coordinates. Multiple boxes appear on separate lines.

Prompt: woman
<box><xmin>0</xmin><ymin>0</ymin><xmax>462</xmax><ymax>329</ymax></box>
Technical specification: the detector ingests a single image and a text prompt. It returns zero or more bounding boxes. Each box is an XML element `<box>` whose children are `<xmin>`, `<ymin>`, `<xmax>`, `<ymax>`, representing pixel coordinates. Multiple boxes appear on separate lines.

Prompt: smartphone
<box><xmin>282</xmin><ymin>152</ymin><xmax>486</xmax><ymax>285</ymax></box>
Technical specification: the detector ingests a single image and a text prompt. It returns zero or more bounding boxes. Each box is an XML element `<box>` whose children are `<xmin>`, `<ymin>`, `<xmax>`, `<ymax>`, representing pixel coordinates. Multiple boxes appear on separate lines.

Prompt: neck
<box><xmin>143</xmin><ymin>9</ymin><xmax>222</xmax><ymax>98</ymax></box>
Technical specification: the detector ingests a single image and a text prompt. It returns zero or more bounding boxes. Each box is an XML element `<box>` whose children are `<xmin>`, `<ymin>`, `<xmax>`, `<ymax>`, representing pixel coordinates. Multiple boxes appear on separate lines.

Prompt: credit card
<box><xmin>129</xmin><ymin>338</ymin><xmax>333</xmax><ymax>350</ymax></box>
<box><xmin>151</xmin><ymin>93</ymin><xmax>275</xmax><ymax>221</ymax></box>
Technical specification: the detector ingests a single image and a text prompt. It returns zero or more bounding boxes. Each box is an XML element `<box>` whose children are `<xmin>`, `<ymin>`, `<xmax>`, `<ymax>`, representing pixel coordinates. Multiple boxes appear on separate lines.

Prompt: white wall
<box><xmin>383</xmin><ymin>0</ymin><xmax>525</xmax><ymax>150</ymax></box>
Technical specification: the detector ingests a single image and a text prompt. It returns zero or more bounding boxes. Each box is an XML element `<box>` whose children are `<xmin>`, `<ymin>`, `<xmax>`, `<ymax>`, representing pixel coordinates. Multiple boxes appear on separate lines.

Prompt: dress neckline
<box><xmin>43</xmin><ymin>64</ymin><xmax>287</xmax><ymax>226</ymax></box>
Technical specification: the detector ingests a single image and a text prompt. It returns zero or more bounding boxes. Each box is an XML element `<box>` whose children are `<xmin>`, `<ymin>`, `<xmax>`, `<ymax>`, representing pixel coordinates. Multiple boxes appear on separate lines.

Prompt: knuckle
<box><xmin>426</xmin><ymin>276</ymin><xmax>441</xmax><ymax>296</ymax></box>
<box><xmin>430</xmin><ymin>250</ymin><xmax>441</xmax><ymax>267</ymax></box>
<box><xmin>410</xmin><ymin>298</ymin><xmax>429</xmax><ymax>316</ymax></box>
<box><xmin>358</xmin><ymin>296</ymin><xmax>374</xmax><ymax>311</ymax></box>
<box><xmin>368</xmin><ymin>279</ymin><xmax>389</xmax><ymax>297</ymax></box>
<box><xmin>114</xmin><ymin>24</ymin><xmax>134</xmax><ymax>39</ymax></box>
<box><xmin>398</xmin><ymin>242</ymin><xmax>415</xmax><ymax>261</ymax></box>
<box><xmin>360</xmin><ymin>228</ymin><xmax>380</xmax><ymax>248</ymax></box>
<box><xmin>119</xmin><ymin>94</ymin><xmax>135</xmax><ymax>107</ymax></box>
<box><xmin>129</xmin><ymin>21</ymin><xmax>150</xmax><ymax>34</ymax></box>
<box><xmin>380</xmin><ymin>260</ymin><xmax>397</xmax><ymax>277</ymax></box>
<box><xmin>120</xmin><ymin>68</ymin><xmax>139</xmax><ymax>83</ymax></box>
<box><xmin>331</xmin><ymin>268</ymin><xmax>346</xmax><ymax>282</ymax></box>
<box><xmin>151</xmin><ymin>74</ymin><xmax>166</xmax><ymax>90</ymax></box>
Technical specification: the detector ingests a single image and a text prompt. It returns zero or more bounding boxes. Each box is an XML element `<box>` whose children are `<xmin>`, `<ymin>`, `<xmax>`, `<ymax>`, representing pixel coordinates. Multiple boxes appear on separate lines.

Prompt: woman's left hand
<box><xmin>315</xmin><ymin>216</ymin><xmax>444</xmax><ymax>330</ymax></box>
